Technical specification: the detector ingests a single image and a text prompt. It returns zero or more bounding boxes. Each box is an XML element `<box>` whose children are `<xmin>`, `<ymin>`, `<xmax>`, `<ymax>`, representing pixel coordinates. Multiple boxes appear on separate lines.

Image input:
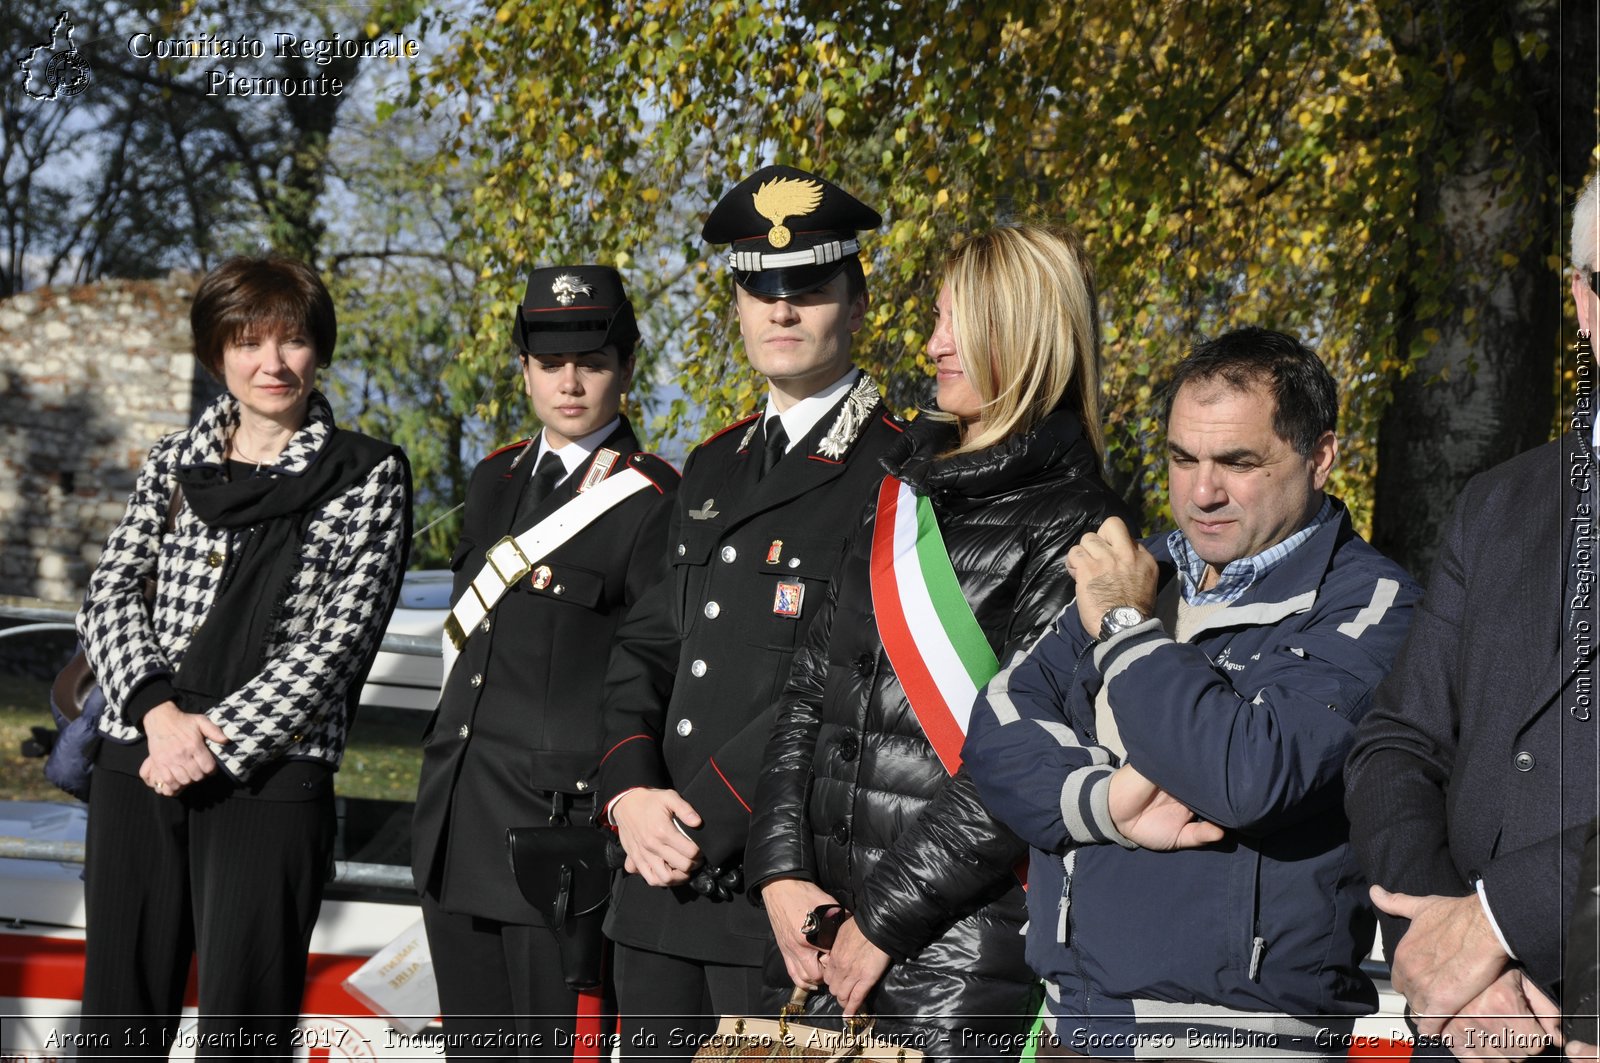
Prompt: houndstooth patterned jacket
<box><xmin>77</xmin><ymin>391</ymin><xmax>410</xmax><ymax>782</ymax></box>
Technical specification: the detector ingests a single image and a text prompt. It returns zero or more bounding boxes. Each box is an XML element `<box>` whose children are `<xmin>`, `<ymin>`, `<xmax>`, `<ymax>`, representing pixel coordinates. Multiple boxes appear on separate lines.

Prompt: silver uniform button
<box><xmin>553</xmin><ymin>584</ymin><xmax>565</xmax><ymax>595</ymax></box>
<box><xmin>480</xmin><ymin>617</ymin><xmax>492</xmax><ymax>633</ymax></box>
<box><xmin>678</xmin><ymin>543</ymin><xmax>687</xmax><ymax>556</ymax></box>
<box><xmin>458</xmin><ymin>724</ymin><xmax>470</xmax><ymax>739</ymax></box>
<box><xmin>470</xmin><ymin>673</ymin><xmax>483</xmax><ymax>688</ymax></box>
<box><xmin>690</xmin><ymin>659</ymin><xmax>707</xmax><ymax>677</ymax></box>
<box><xmin>704</xmin><ymin>601</ymin><xmax>721</xmax><ymax>619</ymax></box>
<box><xmin>720</xmin><ymin>546</ymin><xmax>737</xmax><ymax>563</ymax></box>
<box><xmin>788</xmin><ymin>557</ymin><xmax>801</xmax><ymax>569</ymax></box>
<box><xmin>576</xmin><ymin>780</ymin><xmax>589</xmax><ymax>791</ymax></box>
<box><xmin>677</xmin><ymin>718</ymin><xmax>693</xmax><ymax>737</ymax></box>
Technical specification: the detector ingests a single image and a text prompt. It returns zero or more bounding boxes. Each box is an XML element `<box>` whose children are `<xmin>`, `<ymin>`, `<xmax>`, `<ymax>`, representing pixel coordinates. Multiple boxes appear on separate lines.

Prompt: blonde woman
<box><xmin>747</xmin><ymin>225</ymin><xmax>1134</xmax><ymax>1061</ymax></box>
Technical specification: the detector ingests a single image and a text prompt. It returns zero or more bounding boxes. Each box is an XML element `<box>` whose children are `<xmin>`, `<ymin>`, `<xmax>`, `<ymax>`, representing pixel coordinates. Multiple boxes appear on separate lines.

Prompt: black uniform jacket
<box><xmin>598</xmin><ymin>374</ymin><xmax>904</xmax><ymax>965</ymax></box>
<box><xmin>413</xmin><ymin>419</ymin><xmax>679</xmax><ymax>925</ymax></box>
<box><xmin>1346</xmin><ymin>431</ymin><xmax>1600</xmax><ymax>994</ymax></box>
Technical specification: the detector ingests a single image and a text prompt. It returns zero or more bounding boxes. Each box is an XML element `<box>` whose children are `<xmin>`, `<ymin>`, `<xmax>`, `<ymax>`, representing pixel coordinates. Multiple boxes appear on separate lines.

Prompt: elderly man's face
<box><xmin>1574</xmin><ymin>269</ymin><xmax>1600</xmax><ymax>341</ymax></box>
<box><xmin>1167</xmin><ymin>379</ymin><xmax>1337</xmax><ymax>589</ymax></box>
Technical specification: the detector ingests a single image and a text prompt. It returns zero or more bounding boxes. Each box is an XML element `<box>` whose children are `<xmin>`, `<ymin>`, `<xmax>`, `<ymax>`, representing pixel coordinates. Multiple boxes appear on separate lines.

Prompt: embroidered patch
<box><xmin>580</xmin><ymin>448</ymin><xmax>620</xmax><ymax>492</ymax></box>
<box><xmin>773</xmin><ymin>581</ymin><xmax>804</xmax><ymax>617</ymax></box>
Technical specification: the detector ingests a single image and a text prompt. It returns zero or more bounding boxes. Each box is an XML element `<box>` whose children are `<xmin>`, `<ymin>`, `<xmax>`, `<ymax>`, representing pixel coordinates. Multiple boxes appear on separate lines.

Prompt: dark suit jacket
<box><xmin>598</xmin><ymin>376</ymin><xmax>903</xmax><ymax>965</ymax></box>
<box><xmin>412</xmin><ymin>419</ymin><xmax>678</xmax><ymax>925</ymax></box>
<box><xmin>1346</xmin><ymin>431</ymin><xmax>1600</xmax><ymax>992</ymax></box>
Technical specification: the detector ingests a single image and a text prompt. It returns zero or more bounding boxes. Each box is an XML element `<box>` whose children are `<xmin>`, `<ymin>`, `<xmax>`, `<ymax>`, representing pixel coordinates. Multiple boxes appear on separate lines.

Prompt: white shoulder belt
<box><xmin>441</xmin><ymin>461</ymin><xmax>654</xmax><ymax>678</ymax></box>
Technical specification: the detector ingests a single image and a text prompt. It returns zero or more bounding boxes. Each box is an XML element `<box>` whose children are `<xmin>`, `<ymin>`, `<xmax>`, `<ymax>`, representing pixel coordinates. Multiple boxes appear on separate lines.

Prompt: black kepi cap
<box><xmin>701</xmin><ymin>165</ymin><xmax>881</xmax><ymax>298</ymax></box>
<box><xmin>513</xmin><ymin>265</ymin><xmax>640</xmax><ymax>356</ymax></box>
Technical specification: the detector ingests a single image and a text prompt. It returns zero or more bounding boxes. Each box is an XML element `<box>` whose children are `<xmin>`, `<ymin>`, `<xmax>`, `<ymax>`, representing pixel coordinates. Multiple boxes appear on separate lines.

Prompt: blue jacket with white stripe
<box><xmin>963</xmin><ymin>501</ymin><xmax>1420</xmax><ymax>1046</ymax></box>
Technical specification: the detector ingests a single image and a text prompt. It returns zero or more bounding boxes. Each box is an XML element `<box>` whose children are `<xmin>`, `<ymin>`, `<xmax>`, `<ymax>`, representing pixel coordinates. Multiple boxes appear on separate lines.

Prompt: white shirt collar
<box><xmin>535</xmin><ymin>417</ymin><xmax>620</xmax><ymax>481</ymax></box>
<box><xmin>762</xmin><ymin>369</ymin><xmax>860</xmax><ymax>454</ymax></box>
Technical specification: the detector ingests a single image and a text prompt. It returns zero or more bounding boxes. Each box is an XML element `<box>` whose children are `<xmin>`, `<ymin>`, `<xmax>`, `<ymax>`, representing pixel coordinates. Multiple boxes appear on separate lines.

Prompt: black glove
<box><xmin>689</xmin><ymin>864</ymin><xmax>744</xmax><ymax>902</ymax></box>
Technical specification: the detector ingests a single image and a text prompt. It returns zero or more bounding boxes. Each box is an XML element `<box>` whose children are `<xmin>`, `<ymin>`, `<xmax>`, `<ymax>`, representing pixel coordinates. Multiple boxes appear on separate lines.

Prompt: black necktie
<box><xmin>761</xmin><ymin>418</ymin><xmax>789</xmax><ymax>477</ymax></box>
<box><xmin>517</xmin><ymin>451</ymin><xmax>565</xmax><ymax>523</ymax></box>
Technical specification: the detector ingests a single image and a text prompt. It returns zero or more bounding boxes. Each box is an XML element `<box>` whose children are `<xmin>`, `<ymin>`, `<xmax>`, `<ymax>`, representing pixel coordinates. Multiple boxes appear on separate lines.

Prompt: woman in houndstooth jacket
<box><xmin>73</xmin><ymin>254</ymin><xmax>412</xmax><ymax>1057</ymax></box>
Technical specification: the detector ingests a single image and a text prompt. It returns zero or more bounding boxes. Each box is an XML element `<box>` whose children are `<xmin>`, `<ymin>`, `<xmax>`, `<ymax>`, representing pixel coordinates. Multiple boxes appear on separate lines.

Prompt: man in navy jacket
<box><xmin>965</xmin><ymin>328</ymin><xmax>1419</xmax><ymax>1060</ymax></box>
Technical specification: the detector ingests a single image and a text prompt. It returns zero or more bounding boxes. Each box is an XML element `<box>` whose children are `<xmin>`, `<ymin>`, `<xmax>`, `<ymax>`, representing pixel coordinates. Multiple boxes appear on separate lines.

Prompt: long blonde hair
<box><xmin>935</xmin><ymin>224</ymin><xmax>1104</xmax><ymax>461</ymax></box>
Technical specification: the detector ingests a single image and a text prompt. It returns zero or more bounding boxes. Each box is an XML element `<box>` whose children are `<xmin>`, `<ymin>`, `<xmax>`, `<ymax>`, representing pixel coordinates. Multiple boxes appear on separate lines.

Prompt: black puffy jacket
<box><xmin>746</xmin><ymin>407</ymin><xmax>1135</xmax><ymax>1059</ymax></box>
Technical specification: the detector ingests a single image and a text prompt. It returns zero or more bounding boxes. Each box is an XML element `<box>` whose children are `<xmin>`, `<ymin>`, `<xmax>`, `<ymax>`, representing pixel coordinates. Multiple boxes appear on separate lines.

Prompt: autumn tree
<box><xmin>2</xmin><ymin>0</ymin><xmax>422</xmax><ymax>289</ymax></box>
<box><xmin>1370</xmin><ymin>0</ymin><xmax>1592</xmax><ymax>574</ymax></box>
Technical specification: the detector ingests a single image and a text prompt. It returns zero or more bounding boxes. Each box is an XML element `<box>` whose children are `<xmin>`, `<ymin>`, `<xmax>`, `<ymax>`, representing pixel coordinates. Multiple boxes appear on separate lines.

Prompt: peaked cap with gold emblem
<box><xmin>701</xmin><ymin>165</ymin><xmax>881</xmax><ymax>297</ymax></box>
<box><xmin>513</xmin><ymin>264</ymin><xmax>640</xmax><ymax>358</ymax></box>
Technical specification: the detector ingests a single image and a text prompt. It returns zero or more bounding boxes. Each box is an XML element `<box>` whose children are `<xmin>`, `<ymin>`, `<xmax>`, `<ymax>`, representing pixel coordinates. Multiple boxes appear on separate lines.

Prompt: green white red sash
<box><xmin>869</xmin><ymin>475</ymin><xmax>1000</xmax><ymax>774</ymax></box>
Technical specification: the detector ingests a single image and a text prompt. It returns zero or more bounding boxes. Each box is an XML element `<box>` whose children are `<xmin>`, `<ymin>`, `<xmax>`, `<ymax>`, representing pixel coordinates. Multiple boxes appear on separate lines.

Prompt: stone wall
<box><xmin>0</xmin><ymin>274</ymin><xmax>215</xmax><ymax>605</ymax></box>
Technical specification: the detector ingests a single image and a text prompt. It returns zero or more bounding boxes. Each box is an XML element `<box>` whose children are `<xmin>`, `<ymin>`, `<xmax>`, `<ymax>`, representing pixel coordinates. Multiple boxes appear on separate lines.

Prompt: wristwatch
<box><xmin>1098</xmin><ymin>605</ymin><xmax>1149</xmax><ymax>641</ymax></box>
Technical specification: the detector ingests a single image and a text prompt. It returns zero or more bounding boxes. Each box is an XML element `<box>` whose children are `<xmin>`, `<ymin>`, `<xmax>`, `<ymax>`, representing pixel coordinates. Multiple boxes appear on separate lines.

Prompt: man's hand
<box><xmin>820</xmin><ymin>917</ymin><xmax>892</xmax><ymax>1018</ymax></box>
<box><xmin>760</xmin><ymin>877</ymin><xmax>838</xmax><ymax>991</ymax></box>
<box><xmin>1435</xmin><ymin>968</ymin><xmax>1562</xmax><ymax>1062</ymax></box>
<box><xmin>1065</xmin><ymin>516</ymin><xmax>1158</xmax><ymax>637</ymax></box>
<box><xmin>1371</xmin><ymin>886</ymin><xmax>1511</xmax><ymax>1036</ymax></box>
<box><xmin>1107</xmin><ymin>763</ymin><xmax>1224</xmax><ymax>851</ymax></box>
<box><xmin>611</xmin><ymin>787</ymin><xmax>704</xmax><ymax>887</ymax></box>
<box><xmin>139</xmin><ymin>701</ymin><xmax>228</xmax><ymax>796</ymax></box>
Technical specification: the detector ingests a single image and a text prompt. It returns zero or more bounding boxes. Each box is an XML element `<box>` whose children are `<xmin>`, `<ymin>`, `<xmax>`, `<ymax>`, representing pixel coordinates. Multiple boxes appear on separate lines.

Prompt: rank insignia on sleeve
<box><xmin>773</xmin><ymin>580</ymin><xmax>804</xmax><ymax>617</ymax></box>
<box><xmin>531</xmin><ymin>564</ymin><xmax>554</xmax><ymax>590</ymax></box>
<box><xmin>766</xmin><ymin>540</ymin><xmax>783</xmax><ymax>565</ymax></box>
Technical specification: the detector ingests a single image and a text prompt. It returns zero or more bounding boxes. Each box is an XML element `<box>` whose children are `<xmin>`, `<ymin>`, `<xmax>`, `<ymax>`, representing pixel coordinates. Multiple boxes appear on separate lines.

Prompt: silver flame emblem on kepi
<box><xmin>551</xmin><ymin>274</ymin><xmax>593</xmax><ymax>306</ymax></box>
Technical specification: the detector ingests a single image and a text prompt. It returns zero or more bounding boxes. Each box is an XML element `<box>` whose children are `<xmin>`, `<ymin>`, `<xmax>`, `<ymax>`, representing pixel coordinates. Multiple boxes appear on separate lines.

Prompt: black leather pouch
<box><xmin>506</xmin><ymin>814</ymin><xmax>612</xmax><ymax>991</ymax></box>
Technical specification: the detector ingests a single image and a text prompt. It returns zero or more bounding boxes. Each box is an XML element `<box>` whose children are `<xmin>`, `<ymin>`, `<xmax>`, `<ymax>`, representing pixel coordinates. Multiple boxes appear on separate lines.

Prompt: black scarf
<box><xmin>172</xmin><ymin>429</ymin><xmax>399</xmax><ymax>712</ymax></box>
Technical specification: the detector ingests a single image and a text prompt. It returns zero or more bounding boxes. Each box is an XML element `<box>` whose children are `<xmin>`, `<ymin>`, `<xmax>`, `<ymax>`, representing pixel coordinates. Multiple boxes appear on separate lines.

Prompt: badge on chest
<box><xmin>773</xmin><ymin>580</ymin><xmax>804</xmax><ymax>618</ymax></box>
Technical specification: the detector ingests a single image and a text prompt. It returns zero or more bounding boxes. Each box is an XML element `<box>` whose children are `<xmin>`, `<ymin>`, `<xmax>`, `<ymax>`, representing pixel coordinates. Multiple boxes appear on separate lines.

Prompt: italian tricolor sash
<box><xmin>869</xmin><ymin>475</ymin><xmax>1000</xmax><ymax>774</ymax></box>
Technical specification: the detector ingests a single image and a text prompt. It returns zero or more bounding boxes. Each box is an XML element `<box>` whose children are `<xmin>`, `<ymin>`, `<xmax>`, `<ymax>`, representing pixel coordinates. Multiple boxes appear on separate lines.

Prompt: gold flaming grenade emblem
<box><xmin>752</xmin><ymin>177</ymin><xmax>823</xmax><ymax>249</ymax></box>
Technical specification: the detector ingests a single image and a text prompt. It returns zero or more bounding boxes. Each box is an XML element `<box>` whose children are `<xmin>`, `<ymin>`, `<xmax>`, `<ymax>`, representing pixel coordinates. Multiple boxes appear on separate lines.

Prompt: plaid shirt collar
<box><xmin>1168</xmin><ymin>495</ymin><xmax>1336</xmax><ymax>606</ymax></box>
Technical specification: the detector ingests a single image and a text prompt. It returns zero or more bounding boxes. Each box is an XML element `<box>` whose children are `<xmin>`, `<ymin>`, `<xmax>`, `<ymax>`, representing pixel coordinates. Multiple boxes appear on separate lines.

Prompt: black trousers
<box><xmin>421</xmin><ymin>893</ymin><xmax>616</xmax><ymax>1061</ymax></box>
<box><xmin>612</xmin><ymin>943</ymin><xmax>764</xmax><ymax>1063</ymax></box>
<box><xmin>76</xmin><ymin>766</ymin><xmax>335</xmax><ymax>1059</ymax></box>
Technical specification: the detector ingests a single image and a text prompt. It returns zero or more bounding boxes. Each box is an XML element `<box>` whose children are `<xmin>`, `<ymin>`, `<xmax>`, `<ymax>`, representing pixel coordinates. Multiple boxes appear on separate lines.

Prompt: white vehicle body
<box><xmin>358</xmin><ymin>570</ymin><xmax>450</xmax><ymax>714</ymax></box>
<box><xmin>0</xmin><ymin>800</ymin><xmax>444</xmax><ymax>1061</ymax></box>
<box><xmin>0</xmin><ymin>799</ymin><xmax>1416</xmax><ymax>1061</ymax></box>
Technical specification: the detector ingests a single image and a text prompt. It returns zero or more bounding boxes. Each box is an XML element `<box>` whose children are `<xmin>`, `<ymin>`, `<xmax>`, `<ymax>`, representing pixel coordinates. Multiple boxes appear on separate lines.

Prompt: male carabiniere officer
<box><xmin>598</xmin><ymin>166</ymin><xmax>904</xmax><ymax>1057</ymax></box>
<box><xmin>413</xmin><ymin>266</ymin><xmax>679</xmax><ymax>1059</ymax></box>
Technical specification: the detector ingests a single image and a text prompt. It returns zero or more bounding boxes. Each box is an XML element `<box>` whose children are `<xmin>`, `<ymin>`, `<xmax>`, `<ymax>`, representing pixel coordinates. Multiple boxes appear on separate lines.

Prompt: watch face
<box><xmin>1101</xmin><ymin>606</ymin><xmax>1146</xmax><ymax>639</ymax></box>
